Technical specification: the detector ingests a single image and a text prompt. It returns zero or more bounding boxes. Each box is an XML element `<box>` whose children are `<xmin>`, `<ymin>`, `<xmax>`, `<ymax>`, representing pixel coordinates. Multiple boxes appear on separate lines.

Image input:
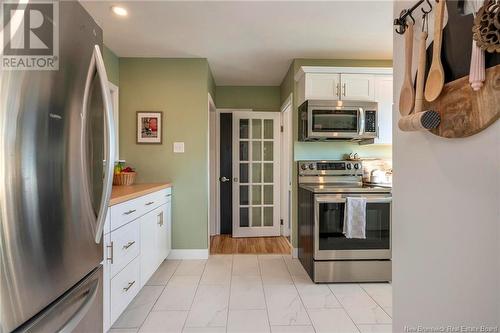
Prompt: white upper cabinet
<box><xmin>340</xmin><ymin>74</ymin><xmax>375</xmax><ymax>101</ymax></box>
<box><xmin>303</xmin><ymin>73</ymin><xmax>340</xmax><ymax>101</ymax></box>
<box><xmin>374</xmin><ymin>75</ymin><xmax>393</xmax><ymax>144</ymax></box>
<box><xmin>295</xmin><ymin>66</ymin><xmax>393</xmax><ymax>106</ymax></box>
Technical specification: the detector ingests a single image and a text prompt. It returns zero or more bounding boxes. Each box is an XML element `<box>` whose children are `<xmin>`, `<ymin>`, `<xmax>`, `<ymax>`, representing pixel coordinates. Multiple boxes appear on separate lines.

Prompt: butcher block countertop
<box><xmin>110</xmin><ymin>183</ymin><xmax>172</xmax><ymax>206</ymax></box>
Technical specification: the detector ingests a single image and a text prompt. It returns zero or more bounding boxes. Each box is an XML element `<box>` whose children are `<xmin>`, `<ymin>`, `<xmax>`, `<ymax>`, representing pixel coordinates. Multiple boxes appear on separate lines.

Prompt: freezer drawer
<box><xmin>15</xmin><ymin>266</ymin><xmax>103</xmax><ymax>333</ymax></box>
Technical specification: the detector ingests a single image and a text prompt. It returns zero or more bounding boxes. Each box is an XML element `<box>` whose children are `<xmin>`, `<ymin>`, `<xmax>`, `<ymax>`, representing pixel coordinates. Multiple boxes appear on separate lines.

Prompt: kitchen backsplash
<box><xmin>294</xmin><ymin>142</ymin><xmax>392</xmax><ymax>161</ymax></box>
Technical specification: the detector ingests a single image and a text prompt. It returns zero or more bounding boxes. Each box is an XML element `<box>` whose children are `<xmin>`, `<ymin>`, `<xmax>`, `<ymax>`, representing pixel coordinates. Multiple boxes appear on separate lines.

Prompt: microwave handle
<box><xmin>358</xmin><ymin>108</ymin><xmax>365</xmax><ymax>136</ymax></box>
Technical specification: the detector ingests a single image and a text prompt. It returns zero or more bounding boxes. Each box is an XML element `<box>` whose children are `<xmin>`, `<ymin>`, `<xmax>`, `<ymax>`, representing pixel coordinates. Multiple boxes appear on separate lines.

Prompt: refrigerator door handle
<box><xmin>82</xmin><ymin>45</ymin><xmax>116</xmax><ymax>244</ymax></box>
<box><xmin>58</xmin><ymin>279</ymin><xmax>99</xmax><ymax>333</ymax></box>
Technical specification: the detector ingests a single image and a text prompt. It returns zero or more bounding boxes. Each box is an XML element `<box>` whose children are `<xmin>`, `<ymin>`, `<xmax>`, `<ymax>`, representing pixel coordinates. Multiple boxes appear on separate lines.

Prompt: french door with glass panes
<box><xmin>232</xmin><ymin>112</ymin><xmax>280</xmax><ymax>237</ymax></box>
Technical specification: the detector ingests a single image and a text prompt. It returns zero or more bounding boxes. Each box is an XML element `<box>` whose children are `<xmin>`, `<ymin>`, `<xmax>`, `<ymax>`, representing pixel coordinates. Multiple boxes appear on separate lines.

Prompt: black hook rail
<box><xmin>394</xmin><ymin>0</ymin><xmax>435</xmax><ymax>35</ymax></box>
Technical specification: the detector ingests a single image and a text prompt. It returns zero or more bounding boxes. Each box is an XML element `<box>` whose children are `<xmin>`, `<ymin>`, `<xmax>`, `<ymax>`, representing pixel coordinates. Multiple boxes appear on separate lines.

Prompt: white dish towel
<box><xmin>343</xmin><ymin>197</ymin><xmax>367</xmax><ymax>239</ymax></box>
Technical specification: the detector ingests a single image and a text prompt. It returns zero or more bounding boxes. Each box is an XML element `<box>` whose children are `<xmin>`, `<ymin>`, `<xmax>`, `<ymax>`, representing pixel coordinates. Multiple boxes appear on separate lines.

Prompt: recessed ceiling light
<box><xmin>111</xmin><ymin>6</ymin><xmax>128</xmax><ymax>17</ymax></box>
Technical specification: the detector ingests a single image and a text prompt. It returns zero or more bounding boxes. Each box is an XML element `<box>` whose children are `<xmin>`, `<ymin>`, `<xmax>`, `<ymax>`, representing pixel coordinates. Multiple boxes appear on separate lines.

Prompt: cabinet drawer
<box><xmin>110</xmin><ymin>221</ymin><xmax>140</xmax><ymax>277</ymax></box>
<box><xmin>110</xmin><ymin>199</ymin><xmax>145</xmax><ymax>231</ymax></box>
<box><xmin>110</xmin><ymin>256</ymin><xmax>140</xmax><ymax>325</ymax></box>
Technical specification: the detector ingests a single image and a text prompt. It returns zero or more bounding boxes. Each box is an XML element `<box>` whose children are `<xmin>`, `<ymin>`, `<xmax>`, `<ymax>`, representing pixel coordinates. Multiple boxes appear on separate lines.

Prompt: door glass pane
<box><xmin>263</xmin><ymin>163</ymin><xmax>273</xmax><ymax>183</ymax></box>
<box><xmin>240</xmin><ymin>207</ymin><xmax>249</xmax><ymax>227</ymax></box>
<box><xmin>240</xmin><ymin>163</ymin><xmax>248</xmax><ymax>183</ymax></box>
<box><xmin>264</xmin><ymin>119</ymin><xmax>273</xmax><ymax>139</ymax></box>
<box><xmin>263</xmin><ymin>142</ymin><xmax>273</xmax><ymax>161</ymax></box>
<box><xmin>252</xmin><ymin>119</ymin><xmax>262</xmax><ymax>139</ymax></box>
<box><xmin>252</xmin><ymin>141</ymin><xmax>262</xmax><ymax>161</ymax></box>
<box><xmin>264</xmin><ymin>207</ymin><xmax>273</xmax><ymax>226</ymax></box>
<box><xmin>252</xmin><ymin>207</ymin><xmax>262</xmax><ymax>227</ymax></box>
<box><xmin>240</xmin><ymin>185</ymin><xmax>249</xmax><ymax>205</ymax></box>
<box><xmin>263</xmin><ymin>185</ymin><xmax>273</xmax><ymax>204</ymax></box>
<box><xmin>240</xmin><ymin>119</ymin><xmax>249</xmax><ymax>138</ymax></box>
<box><xmin>252</xmin><ymin>163</ymin><xmax>261</xmax><ymax>183</ymax></box>
<box><xmin>240</xmin><ymin>142</ymin><xmax>248</xmax><ymax>161</ymax></box>
<box><xmin>252</xmin><ymin>185</ymin><xmax>261</xmax><ymax>205</ymax></box>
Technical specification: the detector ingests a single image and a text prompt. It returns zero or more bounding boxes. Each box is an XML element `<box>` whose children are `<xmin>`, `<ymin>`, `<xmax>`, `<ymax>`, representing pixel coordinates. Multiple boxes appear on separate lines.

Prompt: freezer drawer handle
<box><xmin>59</xmin><ymin>278</ymin><xmax>99</xmax><ymax>333</ymax></box>
<box><xmin>123</xmin><ymin>281</ymin><xmax>136</xmax><ymax>292</ymax></box>
<box><xmin>106</xmin><ymin>242</ymin><xmax>114</xmax><ymax>264</ymax></box>
<box><xmin>123</xmin><ymin>209</ymin><xmax>136</xmax><ymax>215</ymax></box>
<box><xmin>145</xmin><ymin>201</ymin><xmax>155</xmax><ymax>206</ymax></box>
<box><xmin>123</xmin><ymin>241</ymin><xmax>136</xmax><ymax>250</ymax></box>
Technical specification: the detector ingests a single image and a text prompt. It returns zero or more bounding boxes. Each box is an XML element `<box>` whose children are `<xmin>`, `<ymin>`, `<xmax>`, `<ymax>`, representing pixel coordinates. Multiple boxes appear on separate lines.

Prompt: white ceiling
<box><xmin>81</xmin><ymin>1</ymin><xmax>393</xmax><ymax>86</ymax></box>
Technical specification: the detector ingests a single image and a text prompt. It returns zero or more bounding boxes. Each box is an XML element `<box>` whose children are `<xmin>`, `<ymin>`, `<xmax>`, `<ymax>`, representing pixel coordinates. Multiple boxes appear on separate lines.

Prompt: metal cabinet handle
<box><xmin>123</xmin><ymin>281</ymin><xmax>135</xmax><ymax>292</ymax></box>
<box><xmin>342</xmin><ymin>83</ymin><xmax>346</xmax><ymax>96</ymax></box>
<box><xmin>123</xmin><ymin>209</ymin><xmax>136</xmax><ymax>215</ymax></box>
<box><xmin>336</xmin><ymin>83</ymin><xmax>340</xmax><ymax>97</ymax></box>
<box><xmin>123</xmin><ymin>241</ymin><xmax>135</xmax><ymax>250</ymax></box>
<box><xmin>165</xmin><ymin>194</ymin><xmax>172</xmax><ymax>198</ymax></box>
<box><xmin>145</xmin><ymin>201</ymin><xmax>155</xmax><ymax>206</ymax></box>
<box><xmin>157</xmin><ymin>212</ymin><xmax>164</xmax><ymax>226</ymax></box>
<box><xmin>106</xmin><ymin>242</ymin><xmax>114</xmax><ymax>264</ymax></box>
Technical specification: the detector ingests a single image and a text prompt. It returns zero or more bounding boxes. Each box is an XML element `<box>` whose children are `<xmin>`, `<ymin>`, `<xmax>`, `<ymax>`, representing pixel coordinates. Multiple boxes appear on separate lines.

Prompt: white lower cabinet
<box><xmin>103</xmin><ymin>187</ymin><xmax>172</xmax><ymax>332</ymax></box>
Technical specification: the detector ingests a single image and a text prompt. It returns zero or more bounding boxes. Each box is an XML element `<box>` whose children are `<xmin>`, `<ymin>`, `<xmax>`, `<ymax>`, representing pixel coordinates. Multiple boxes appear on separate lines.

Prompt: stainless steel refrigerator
<box><xmin>0</xmin><ymin>2</ymin><xmax>115</xmax><ymax>332</ymax></box>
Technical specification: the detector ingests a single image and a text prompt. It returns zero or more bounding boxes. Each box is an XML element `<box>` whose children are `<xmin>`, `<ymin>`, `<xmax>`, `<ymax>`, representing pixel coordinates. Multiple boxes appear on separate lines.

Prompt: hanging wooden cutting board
<box><xmin>420</xmin><ymin>1</ymin><xmax>500</xmax><ymax>138</ymax></box>
<box><xmin>425</xmin><ymin>64</ymin><xmax>500</xmax><ymax>138</ymax></box>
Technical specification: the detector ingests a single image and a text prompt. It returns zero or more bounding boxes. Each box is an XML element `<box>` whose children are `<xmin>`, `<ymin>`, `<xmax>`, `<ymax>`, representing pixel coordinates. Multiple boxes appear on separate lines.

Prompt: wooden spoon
<box><xmin>399</xmin><ymin>21</ymin><xmax>415</xmax><ymax>116</ymax></box>
<box><xmin>424</xmin><ymin>0</ymin><xmax>446</xmax><ymax>102</ymax></box>
<box><xmin>415</xmin><ymin>29</ymin><xmax>428</xmax><ymax>113</ymax></box>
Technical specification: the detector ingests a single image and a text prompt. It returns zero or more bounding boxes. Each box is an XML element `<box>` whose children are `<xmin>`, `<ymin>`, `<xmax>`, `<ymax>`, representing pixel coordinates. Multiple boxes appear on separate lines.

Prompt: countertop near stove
<box><xmin>110</xmin><ymin>183</ymin><xmax>172</xmax><ymax>206</ymax></box>
<box><xmin>299</xmin><ymin>184</ymin><xmax>392</xmax><ymax>193</ymax></box>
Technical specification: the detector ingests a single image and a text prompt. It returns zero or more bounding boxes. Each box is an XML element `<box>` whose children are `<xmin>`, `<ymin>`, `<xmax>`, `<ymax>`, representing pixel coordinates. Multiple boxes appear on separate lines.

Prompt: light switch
<box><xmin>173</xmin><ymin>142</ymin><xmax>185</xmax><ymax>153</ymax></box>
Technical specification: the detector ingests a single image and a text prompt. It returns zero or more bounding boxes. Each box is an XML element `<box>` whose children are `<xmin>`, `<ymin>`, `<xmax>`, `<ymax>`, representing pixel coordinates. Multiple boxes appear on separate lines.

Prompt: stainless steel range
<box><xmin>297</xmin><ymin>160</ymin><xmax>392</xmax><ymax>283</ymax></box>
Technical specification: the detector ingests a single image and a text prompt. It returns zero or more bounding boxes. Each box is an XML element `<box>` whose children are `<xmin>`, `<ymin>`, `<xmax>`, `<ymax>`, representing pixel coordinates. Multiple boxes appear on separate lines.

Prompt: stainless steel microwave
<box><xmin>298</xmin><ymin>100</ymin><xmax>378</xmax><ymax>143</ymax></box>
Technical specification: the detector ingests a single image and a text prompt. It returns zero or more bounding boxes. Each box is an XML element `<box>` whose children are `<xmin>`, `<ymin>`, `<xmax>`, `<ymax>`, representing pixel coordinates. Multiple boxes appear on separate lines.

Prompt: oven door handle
<box><xmin>315</xmin><ymin>196</ymin><xmax>392</xmax><ymax>204</ymax></box>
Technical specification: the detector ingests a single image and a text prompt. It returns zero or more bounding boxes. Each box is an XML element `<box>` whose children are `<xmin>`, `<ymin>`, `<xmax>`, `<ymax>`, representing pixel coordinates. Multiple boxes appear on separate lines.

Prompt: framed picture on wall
<box><xmin>136</xmin><ymin>111</ymin><xmax>163</xmax><ymax>144</ymax></box>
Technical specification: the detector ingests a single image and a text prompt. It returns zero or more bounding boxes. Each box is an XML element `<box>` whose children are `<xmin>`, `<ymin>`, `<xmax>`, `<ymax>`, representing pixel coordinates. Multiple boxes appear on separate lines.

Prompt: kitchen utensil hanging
<box><xmin>472</xmin><ymin>0</ymin><xmax>500</xmax><ymax>53</ymax></box>
<box><xmin>394</xmin><ymin>0</ymin><xmax>500</xmax><ymax>138</ymax></box>
<box><xmin>399</xmin><ymin>20</ymin><xmax>416</xmax><ymax>115</ymax></box>
<box><xmin>469</xmin><ymin>0</ymin><xmax>486</xmax><ymax>90</ymax></box>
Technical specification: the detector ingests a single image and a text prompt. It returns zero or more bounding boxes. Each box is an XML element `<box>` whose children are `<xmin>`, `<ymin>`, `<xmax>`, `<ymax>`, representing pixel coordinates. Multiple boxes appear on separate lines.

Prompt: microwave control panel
<box><xmin>365</xmin><ymin>111</ymin><xmax>377</xmax><ymax>133</ymax></box>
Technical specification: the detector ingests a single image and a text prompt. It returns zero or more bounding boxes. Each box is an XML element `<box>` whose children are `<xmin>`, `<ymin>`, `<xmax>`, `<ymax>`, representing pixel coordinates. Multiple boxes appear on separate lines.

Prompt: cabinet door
<box><xmin>374</xmin><ymin>75</ymin><xmax>393</xmax><ymax>144</ymax></box>
<box><xmin>165</xmin><ymin>197</ymin><xmax>172</xmax><ymax>257</ymax></box>
<box><xmin>139</xmin><ymin>210</ymin><xmax>158</xmax><ymax>288</ymax></box>
<box><xmin>340</xmin><ymin>74</ymin><xmax>375</xmax><ymax>101</ymax></box>
<box><xmin>305</xmin><ymin>73</ymin><xmax>340</xmax><ymax>101</ymax></box>
<box><xmin>156</xmin><ymin>204</ymin><xmax>168</xmax><ymax>263</ymax></box>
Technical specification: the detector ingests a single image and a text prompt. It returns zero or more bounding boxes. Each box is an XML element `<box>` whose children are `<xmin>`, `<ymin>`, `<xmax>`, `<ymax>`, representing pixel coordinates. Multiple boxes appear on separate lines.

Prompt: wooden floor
<box><xmin>210</xmin><ymin>235</ymin><xmax>292</xmax><ymax>254</ymax></box>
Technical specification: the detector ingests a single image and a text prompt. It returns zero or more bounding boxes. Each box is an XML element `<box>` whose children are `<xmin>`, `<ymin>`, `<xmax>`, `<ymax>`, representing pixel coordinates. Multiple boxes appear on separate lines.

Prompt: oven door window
<box><xmin>317</xmin><ymin>202</ymin><xmax>390</xmax><ymax>250</ymax></box>
<box><xmin>311</xmin><ymin>109</ymin><xmax>358</xmax><ymax>132</ymax></box>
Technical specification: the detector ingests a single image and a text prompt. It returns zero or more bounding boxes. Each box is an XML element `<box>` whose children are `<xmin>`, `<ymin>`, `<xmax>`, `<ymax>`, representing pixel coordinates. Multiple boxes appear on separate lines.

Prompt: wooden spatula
<box><xmin>424</xmin><ymin>0</ymin><xmax>446</xmax><ymax>102</ymax></box>
<box><xmin>415</xmin><ymin>28</ymin><xmax>428</xmax><ymax>112</ymax></box>
<box><xmin>399</xmin><ymin>21</ymin><xmax>415</xmax><ymax>116</ymax></box>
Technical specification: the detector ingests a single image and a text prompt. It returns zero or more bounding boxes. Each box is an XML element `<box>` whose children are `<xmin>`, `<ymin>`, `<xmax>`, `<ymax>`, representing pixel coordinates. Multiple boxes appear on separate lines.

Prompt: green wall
<box><xmin>215</xmin><ymin>86</ymin><xmax>281</xmax><ymax>111</ymax></box>
<box><xmin>103</xmin><ymin>46</ymin><xmax>119</xmax><ymax>86</ymax></box>
<box><xmin>280</xmin><ymin>59</ymin><xmax>393</xmax><ymax>247</ymax></box>
<box><xmin>119</xmin><ymin>58</ymin><xmax>212</xmax><ymax>250</ymax></box>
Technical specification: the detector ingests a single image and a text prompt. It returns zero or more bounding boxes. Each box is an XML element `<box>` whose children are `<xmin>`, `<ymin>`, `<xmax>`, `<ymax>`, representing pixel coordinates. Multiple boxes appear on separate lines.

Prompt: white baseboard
<box><xmin>168</xmin><ymin>249</ymin><xmax>209</xmax><ymax>260</ymax></box>
<box><xmin>292</xmin><ymin>248</ymin><xmax>298</xmax><ymax>258</ymax></box>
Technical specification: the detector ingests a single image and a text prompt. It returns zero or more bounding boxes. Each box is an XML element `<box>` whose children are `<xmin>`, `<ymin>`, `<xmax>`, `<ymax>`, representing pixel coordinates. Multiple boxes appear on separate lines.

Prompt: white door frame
<box><xmin>280</xmin><ymin>94</ymin><xmax>293</xmax><ymax>238</ymax></box>
<box><xmin>232</xmin><ymin>111</ymin><xmax>281</xmax><ymax>238</ymax></box>
<box><xmin>208</xmin><ymin>93</ymin><xmax>217</xmax><ymax>250</ymax></box>
<box><xmin>213</xmin><ymin>109</ymin><xmax>253</xmax><ymax>235</ymax></box>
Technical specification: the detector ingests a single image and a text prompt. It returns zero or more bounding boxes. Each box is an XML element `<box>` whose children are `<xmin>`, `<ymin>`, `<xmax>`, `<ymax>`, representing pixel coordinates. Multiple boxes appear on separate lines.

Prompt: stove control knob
<box><xmin>354</xmin><ymin>163</ymin><xmax>360</xmax><ymax>170</ymax></box>
<box><xmin>346</xmin><ymin>163</ymin><xmax>352</xmax><ymax>170</ymax></box>
<box><xmin>309</xmin><ymin>163</ymin><xmax>315</xmax><ymax>170</ymax></box>
<box><xmin>301</xmin><ymin>164</ymin><xmax>308</xmax><ymax>170</ymax></box>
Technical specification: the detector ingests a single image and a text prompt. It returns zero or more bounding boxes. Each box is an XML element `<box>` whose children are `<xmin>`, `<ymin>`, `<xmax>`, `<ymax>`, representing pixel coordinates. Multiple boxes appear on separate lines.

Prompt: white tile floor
<box><xmin>110</xmin><ymin>255</ymin><xmax>392</xmax><ymax>333</ymax></box>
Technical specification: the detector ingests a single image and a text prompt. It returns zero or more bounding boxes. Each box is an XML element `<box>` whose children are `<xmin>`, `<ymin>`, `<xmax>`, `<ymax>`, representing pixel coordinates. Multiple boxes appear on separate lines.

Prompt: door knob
<box><xmin>220</xmin><ymin>176</ymin><xmax>230</xmax><ymax>183</ymax></box>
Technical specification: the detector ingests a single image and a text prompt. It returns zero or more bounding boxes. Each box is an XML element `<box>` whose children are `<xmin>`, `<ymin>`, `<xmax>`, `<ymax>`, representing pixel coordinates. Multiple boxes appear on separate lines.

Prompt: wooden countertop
<box><xmin>110</xmin><ymin>183</ymin><xmax>172</xmax><ymax>206</ymax></box>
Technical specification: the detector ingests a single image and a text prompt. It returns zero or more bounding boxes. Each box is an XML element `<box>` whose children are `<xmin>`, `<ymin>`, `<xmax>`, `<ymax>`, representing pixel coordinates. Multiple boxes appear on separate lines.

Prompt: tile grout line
<box><xmin>258</xmin><ymin>255</ymin><xmax>273</xmax><ymax>333</ymax></box>
<box><xmin>282</xmin><ymin>256</ymin><xmax>317</xmax><ymax>333</ymax></box>
<box><xmin>359</xmin><ymin>283</ymin><xmax>393</xmax><ymax>320</ymax></box>
<box><xmin>225</xmin><ymin>255</ymin><xmax>234</xmax><ymax>333</ymax></box>
<box><xmin>180</xmin><ymin>259</ymin><xmax>208</xmax><ymax>332</ymax></box>
<box><xmin>326</xmin><ymin>284</ymin><xmax>363</xmax><ymax>333</ymax></box>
